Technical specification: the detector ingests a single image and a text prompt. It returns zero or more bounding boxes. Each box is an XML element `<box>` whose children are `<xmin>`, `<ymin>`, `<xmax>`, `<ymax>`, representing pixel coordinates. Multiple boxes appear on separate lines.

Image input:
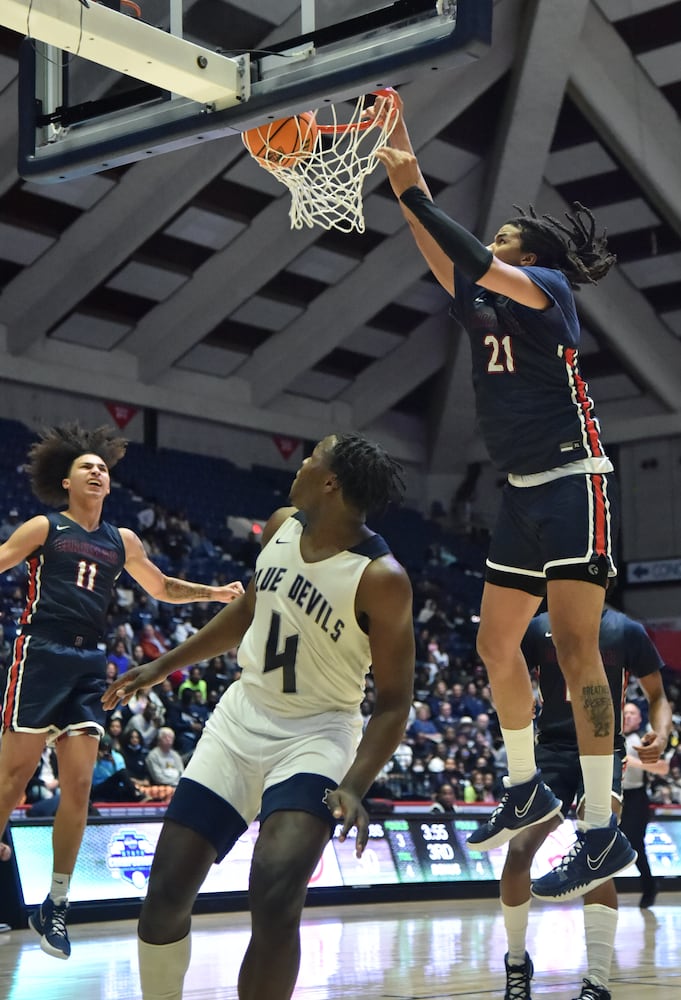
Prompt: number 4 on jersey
<box><xmin>263</xmin><ymin>611</ymin><xmax>299</xmax><ymax>693</ymax></box>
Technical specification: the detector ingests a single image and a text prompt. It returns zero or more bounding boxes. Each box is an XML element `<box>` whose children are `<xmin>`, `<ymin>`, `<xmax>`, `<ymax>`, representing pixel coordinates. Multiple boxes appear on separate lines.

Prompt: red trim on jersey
<box><xmin>2</xmin><ymin>633</ymin><xmax>25</xmax><ymax>729</ymax></box>
<box><xmin>591</xmin><ymin>474</ymin><xmax>607</xmax><ymax>556</ymax></box>
<box><xmin>565</xmin><ymin>348</ymin><xmax>603</xmax><ymax>457</ymax></box>
<box><xmin>19</xmin><ymin>557</ymin><xmax>39</xmax><ymax>626</ymax></box>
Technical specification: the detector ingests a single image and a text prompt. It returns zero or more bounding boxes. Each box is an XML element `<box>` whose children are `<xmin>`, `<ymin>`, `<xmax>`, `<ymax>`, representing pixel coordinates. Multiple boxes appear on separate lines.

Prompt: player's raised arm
<box><xmin>373</xmin><ymin>92</ymin><xmax>457</xmax><ymax>296</ymax></box>
<box><xmin>0</xmin><ymin>516</ymin><xmax>50</xmax><ymax>574</ymax></box>
<box><xmin>119</xmin><ymin>527</ymin><xmax>244</xmax><ymax>604</ymax></box>
<box><xmin>102</xmin><ymin>580</ymin><xmax>255</xmax><ymax>708</ymax></box>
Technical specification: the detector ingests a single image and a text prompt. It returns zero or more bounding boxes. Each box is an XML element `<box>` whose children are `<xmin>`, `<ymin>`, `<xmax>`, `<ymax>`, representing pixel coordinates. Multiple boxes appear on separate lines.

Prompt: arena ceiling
<box><xmin>0</xmin><ymin>0</ymin><xmax>680</xmax><ymax>472</ymax></box>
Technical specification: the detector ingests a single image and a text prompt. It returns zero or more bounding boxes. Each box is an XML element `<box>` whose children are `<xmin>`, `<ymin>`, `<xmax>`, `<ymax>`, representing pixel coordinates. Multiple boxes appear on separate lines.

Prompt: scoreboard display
<box><xmin>382</xmin><ymin>817</ymin><xmax>494</xmax><ymax>882</ymax></box>
<box><xmin>8</xmin><ymin>810</ymin><xmax>681</xmax><ymax>909</ymax></box>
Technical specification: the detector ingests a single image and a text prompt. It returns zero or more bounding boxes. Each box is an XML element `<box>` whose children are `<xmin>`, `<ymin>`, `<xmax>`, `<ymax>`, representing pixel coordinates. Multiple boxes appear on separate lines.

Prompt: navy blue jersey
<box><xmin>522</xmin><ymin>608</ymin><xmax>665</xmax><ymax>751</ymax></box>
<box><xmin>18</xmin><ymin>512</ymin><xmax>126</xmax><ymax>643</ymax></box>
<box><xmin>452</xmin><ymin>266</ymin><xmax>607</xmax><ymax>475</ymax></box>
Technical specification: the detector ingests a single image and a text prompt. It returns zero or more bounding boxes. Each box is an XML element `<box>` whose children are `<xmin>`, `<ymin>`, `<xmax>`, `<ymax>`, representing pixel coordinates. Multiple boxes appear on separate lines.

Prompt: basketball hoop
<box><xmin>241</xmin><ymin>90</ymin><xmax>399</xmax><ymax>234</ymax></box>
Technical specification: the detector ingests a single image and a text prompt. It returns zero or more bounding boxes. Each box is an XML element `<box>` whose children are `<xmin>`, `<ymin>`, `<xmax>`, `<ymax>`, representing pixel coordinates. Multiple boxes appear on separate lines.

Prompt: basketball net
<box><xmin>242</xmin><ymin>93</ymin><xmax>399</xmax><ymax>234</ymax></box>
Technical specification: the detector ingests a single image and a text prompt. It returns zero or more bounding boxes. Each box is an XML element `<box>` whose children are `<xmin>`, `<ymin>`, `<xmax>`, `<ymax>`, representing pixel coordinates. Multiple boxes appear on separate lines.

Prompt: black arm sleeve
<box><xmin>400</xmin><ymin>186</ymin><xmax>493</xmax><ymax>282</ymax></box>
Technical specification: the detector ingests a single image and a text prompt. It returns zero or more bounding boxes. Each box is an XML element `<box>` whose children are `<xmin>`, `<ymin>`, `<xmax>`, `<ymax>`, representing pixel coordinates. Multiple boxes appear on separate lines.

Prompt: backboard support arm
<box><xmin>3</xmin><ymin>0</ymin><xmax>247</xmax><ymax>108</ymax></box>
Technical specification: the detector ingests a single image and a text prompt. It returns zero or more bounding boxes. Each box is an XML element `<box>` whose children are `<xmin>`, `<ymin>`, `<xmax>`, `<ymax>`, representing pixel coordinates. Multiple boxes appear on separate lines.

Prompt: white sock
<box><xmin>139</xmin><ymin>935</ymin><xmax>191</xmax><ymax>1000</ymax></box>
<box><xmin>49</xmin><ymin>872</ymin><xmax>71</xmax><ymax>905</ymax></box>
<box><xmin>501</xmin><ymin>899</ymin><xmax>531</xmax><ymax>964</ymax></box>
<box><xmin>580</xmin><ymin>756</ymin><xmax>614</xmax><ymax>829</ymax></box>
<box><xmin>500</xmin><ymin>723</ymin><xmax>537</xmax><ymax>785</ymax></box>
<box><xmin>583</xmin><ymin>903</ymin><xmax>617</xmax><ymax>988</ymax></box>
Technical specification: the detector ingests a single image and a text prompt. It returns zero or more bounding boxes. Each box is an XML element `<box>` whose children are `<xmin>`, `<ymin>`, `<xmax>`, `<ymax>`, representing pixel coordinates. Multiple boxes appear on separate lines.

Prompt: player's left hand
<box><xmin>325</xmin><ymin>788</ymin><xmax>370</xmax><ymax>858</ymax></box>
<box><xmin>374</xmin><ymin>146</ymin><xmax>420</xmax><ymax>196</ymax></box>
<box><xmin>636</xmin><ymin>730</ymin><xmax>666</xmax><ymax>764</ymax></box>
<box><xmin>211</xmin><ymin>581</ymin><xmax>245</xmax><ymax>603</ymax></box>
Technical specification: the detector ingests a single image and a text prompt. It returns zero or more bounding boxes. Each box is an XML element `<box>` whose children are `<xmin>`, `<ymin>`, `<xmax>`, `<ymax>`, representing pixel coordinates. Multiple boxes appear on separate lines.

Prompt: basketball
<box><xmin>242</xmin><ymin>112</ymin><xmax>318</xmax><ymax>169</ymax></box>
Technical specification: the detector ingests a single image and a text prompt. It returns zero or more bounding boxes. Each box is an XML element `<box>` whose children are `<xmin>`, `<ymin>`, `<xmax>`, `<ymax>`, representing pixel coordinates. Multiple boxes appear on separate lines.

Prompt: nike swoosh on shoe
<box><xmin>514</xmin><ymin>785</ymin><xmax>537</xmax><ymax>819</ymax></box>
<box><xmin>587</xmin><ymin>835</ymin><xmax>618</xmax><ymax>870</ymax></box>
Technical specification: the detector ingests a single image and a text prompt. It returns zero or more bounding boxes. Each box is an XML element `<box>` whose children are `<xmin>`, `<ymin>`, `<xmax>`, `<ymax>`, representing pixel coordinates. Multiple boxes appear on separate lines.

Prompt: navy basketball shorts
<box><xmin>486</xmin><ymin>472</ymin><xmax>620</xmax><ymax>596</ymax></box>
<box><xmin>536</xmin><ymin>742</ymin><xmax>624</xmax><ymax>819</ymax></box>
<box><xmin>2</xmin><ymin>634</ymin><xmax>107</xmax><ymax>740</ymax></box>
<box><xmin>166</xmin><ymin>681</ymin><xmax>363</xmax><ymax>861</ymax></box>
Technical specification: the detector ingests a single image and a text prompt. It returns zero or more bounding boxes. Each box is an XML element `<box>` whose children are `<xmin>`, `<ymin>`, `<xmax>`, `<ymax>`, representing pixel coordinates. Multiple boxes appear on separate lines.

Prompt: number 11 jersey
<box><xmin>19</xmin><ymin>512</ymin><xmax>126</xmax><ymax>645</ymax></box>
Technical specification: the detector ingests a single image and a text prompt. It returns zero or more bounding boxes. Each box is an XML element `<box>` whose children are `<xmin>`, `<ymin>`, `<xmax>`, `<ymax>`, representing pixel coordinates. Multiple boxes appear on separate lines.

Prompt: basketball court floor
<box><xmin>1</xmin><ymin>892</ymin><xmax>679</xmax><ymax>999</ymax></box>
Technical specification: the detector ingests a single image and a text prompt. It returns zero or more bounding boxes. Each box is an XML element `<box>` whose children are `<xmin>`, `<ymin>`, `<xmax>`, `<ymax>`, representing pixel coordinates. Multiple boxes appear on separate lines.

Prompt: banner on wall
<box><xmin>273</xmin><ymin>435</ymin><xmax>300</xmax><ymax>460</ymax></box>
<box><xmin>626</xmin><ymin>558</ymin><xmax>681</xmax><ymax>584</ymax></box>
<box><xmin>105</xmin><ymin>402</ymin><xmax>139</xmax><ymax>430</ymax></box>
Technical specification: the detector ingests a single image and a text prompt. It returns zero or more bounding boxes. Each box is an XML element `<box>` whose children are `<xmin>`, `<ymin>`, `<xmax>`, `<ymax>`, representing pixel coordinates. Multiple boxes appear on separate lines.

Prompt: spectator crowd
<box><xmin>1</xmin><ymin>499</ymin><xmax>680</xmax><ymax>814</ymax></box>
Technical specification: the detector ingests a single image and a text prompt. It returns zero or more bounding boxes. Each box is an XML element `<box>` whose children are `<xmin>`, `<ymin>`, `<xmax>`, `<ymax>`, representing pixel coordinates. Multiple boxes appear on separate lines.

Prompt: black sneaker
<box><xmin>573</xmin><ymin>978</ymin><xmax>611</xmax><ymax>1000</ymax></box>
<box><xmin>504</xmin><ymin>951</ymin><xmax>533</xmax><ymax>1000</ymax></box>
<box><xmin>639</xmin><ymin>879</ymin><xmax>658</xmax><ymax>909</ymax></box>
<box><xmin>29</xmin><ymin>895</ymin><xmax>71</xmax><ymax>959</ymax></box>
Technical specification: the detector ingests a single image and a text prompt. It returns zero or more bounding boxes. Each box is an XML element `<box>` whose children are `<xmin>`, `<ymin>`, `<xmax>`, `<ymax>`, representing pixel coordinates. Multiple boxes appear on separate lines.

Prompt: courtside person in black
<box><xmin>498</xmin><ymin>608</ymin><xmax>671</xmax><ymax>1000</ymax></box>
<box><xmin>374</xmin><ymin>91</ymin><xmax>634</xmax><ymax>900</ymax></box>
<box><xmin>0</xmin><ymin>424</ymin><xmax>243</xmax><ymax>959</ymax></box>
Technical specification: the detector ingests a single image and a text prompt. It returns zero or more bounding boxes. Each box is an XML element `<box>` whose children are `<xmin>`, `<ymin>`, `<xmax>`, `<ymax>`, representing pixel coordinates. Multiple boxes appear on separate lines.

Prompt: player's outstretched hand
<box><xmin>212</xmin><ymin>580</ymin><xmax>245</xmax><ymax>603</ymax></box>
<box><xmin>101</xmin><ymin>662</ymin><xmax>169</xmax><ymax>710</ymax></box>
<box><xmin>325</xmin><ymin>788</ymin><xmax>370</xmax><ymax>858</ymax></box>
<box><xmin>374</xmin><ymin>146</ymin><xmax>420</xmax><ymax>196</ymax></box>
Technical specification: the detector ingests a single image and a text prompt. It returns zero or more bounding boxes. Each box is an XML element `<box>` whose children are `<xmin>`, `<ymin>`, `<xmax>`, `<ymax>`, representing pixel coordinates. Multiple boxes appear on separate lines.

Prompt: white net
<box><xmin>241</xmin><ymin>92</ymin><xmax>399</xmax><ymax>234</ymax></box>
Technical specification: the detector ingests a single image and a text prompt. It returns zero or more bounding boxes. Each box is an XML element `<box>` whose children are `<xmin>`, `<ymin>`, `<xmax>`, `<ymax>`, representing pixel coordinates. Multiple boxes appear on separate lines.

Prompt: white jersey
<box><xmin>238</xmin><ymin>512</ymin><xmax>389</xmax><ymax>718</ymax></box>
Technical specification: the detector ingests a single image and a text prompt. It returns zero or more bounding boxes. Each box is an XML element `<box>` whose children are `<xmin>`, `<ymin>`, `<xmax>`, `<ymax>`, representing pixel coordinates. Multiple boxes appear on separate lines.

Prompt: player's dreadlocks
<box><xmin>505</xmin><ymin>202</ymin><xmax>616</xmax><ymax>289</ymax></box>
<box><xmin>328</xmin><ymin>434</ymin><xmax>406</xmax><ymax>517</ymax></box>
<box><xmin>28</xmin><ymin>423</ymin><xmax>127</xmax><ymax>507</ymax></box>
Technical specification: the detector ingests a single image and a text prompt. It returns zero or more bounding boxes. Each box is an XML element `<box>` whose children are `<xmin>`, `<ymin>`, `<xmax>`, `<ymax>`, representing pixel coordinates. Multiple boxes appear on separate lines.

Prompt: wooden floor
<box><xmin>1</xmin><ymin>892</ymin><xmax>679</xmax><ymax>999</ymax></box>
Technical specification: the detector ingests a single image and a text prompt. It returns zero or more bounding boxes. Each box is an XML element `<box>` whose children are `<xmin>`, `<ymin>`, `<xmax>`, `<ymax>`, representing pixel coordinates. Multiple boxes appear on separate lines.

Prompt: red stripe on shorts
<box><xmin>2</xmin><ymin>633</ymin><xmax>26</xmax><ymax>729</ymax></box>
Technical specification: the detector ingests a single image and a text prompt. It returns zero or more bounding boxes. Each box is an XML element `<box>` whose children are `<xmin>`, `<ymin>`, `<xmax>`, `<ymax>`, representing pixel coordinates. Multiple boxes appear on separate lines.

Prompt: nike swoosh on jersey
<box><xmin>587</xmin><ymin>834</ymin><xmax>618</xmax><ymax>870</ymax></box>
<box><xmin>56</xmin><ymin>525</ymin><xmax>70</xmax><ymax>530</ymax></box>
<box><xmin>544</xmin><ymin>631</ymin><xmax>552</xmax><ymax>637</ymax></box>
<box><xmin>514</xmin><ymin>785</ymin><xmax>538</xmax><ymax>819</ymax></box>
<box><xmin>275</xmin><ymin>539</ymin><xmax>289</xmax><ymax>544</ymax></box>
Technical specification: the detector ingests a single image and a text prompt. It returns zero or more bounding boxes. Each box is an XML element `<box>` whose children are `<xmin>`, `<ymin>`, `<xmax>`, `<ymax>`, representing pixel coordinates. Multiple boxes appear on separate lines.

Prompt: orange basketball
<box><xmin>242</xmin><ymin>112</ymin><xmax>318</xmax><ymax>169</ymax></box>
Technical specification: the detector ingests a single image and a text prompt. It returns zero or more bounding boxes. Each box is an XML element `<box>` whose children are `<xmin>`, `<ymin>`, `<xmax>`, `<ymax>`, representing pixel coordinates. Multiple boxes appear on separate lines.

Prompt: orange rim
<box><xmin>314</xmin><ymin>88</ymin><xmax>397</xmax><ymax>135</ymax></box>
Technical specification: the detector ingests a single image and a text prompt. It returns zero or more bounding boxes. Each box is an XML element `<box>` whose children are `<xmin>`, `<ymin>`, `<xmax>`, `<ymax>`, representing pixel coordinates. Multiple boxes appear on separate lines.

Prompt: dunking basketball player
<box><xmin>0</xmin><ymin>424</ymin><xmax>244</xmax><ymax>959</ymax></box>
<box><xmin>374</xmin><ymin>92</ymin><xmax>635</xmax><ymax>900</ymax></box>
<box><xmin>103</xmin><ymin>433</ymin><xmax>416</xmax><ymax>1000</ymax></box>
<box><xmin>501</xmin><ymin>606</ymin><xmax>670</xmax><ymax>1000</ymax></box>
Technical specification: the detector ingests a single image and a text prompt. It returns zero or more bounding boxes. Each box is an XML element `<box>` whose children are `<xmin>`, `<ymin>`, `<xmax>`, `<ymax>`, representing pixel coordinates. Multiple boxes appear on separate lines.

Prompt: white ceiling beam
<box><xmin>0</xmin><ymin>327</ymin><xmax>364</xmax><ymax>452</ymax></box>
<box><xmin>478</xmin><ymin>0</ymin><xmax>591</xmax><ymax>237</ymax></box>
<box><xmin>342</xmin><ymin>310</ymin><xmax>452</xmax><ymax>427</ymax></box>
<box><xmin>242</xmin><ymin>163</ymin><xmax>485</xmax><ymax>407</ymax></box>
<box><xmin>570</xmin><ymin>2</ymin><xmax>681</xmax><ymax>239</ymax></box>
<box><xmin>0</xmin><ymin>139</ymin><xmax>249</xmax><ymax>353</ymax></box>
<box><xmin>427</xmin><ymin>324</ymin><xmax>481</xmax><ymax>474</ymax></box>
<box><xmin>540</xmin><ymin>182</ymin><xmax>681</xmax><ymax>413</ymax></box>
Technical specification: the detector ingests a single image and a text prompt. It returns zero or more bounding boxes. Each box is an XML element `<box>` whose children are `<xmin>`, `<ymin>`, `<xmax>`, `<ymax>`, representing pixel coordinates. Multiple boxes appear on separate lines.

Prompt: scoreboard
<box><xmin>9</xmin><ymin>808</ymin><xmax>681</xmax><ymax>913</ymax></box>
<box><xmin>381</xmin><ymin>817</ymin><xmax>494</xmax><ymax>882</ymax></box>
